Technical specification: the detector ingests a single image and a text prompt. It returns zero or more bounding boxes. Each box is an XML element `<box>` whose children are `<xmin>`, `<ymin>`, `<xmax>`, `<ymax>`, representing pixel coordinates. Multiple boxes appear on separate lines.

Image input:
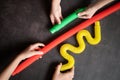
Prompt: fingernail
<box><xmin>78</xmin><ymin>13</ymin><xmax>80</xmax><ymax>16</ymax></box>
<box><xmin>58</xmin><ymin>21</ymin><xmax>61</xmax><ymax>24</ymax></box>
<box><xmin>60</xmin><ymin>63</ymin><xmax>62</xmax><ymax>65</ymax></box>
<box><xmin>40</xmin><ymin>56</ymin><xmax>42</xmax><ymax>58</ymax></box>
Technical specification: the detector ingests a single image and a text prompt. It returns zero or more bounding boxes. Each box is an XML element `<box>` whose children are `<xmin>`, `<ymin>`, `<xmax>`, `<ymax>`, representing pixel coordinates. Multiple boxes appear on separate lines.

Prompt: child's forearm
<box><xmin>52</xmin><ymin>0</ymin><xmax>61</xmax><ymax>4</ymax></box>
<box><xmin>0</xmin><ymin>55</ymin><xmax>23</xmax><ymax>80</ymax></box>
<box><xmin>0</xmin><ymin>43</ymin><xmax>44</xmax><ymax>80</ymax></box>
<box><xmin>88</xmin><ymin>0</ymin><xmax>114</xmax><ymax>11</ymax></box>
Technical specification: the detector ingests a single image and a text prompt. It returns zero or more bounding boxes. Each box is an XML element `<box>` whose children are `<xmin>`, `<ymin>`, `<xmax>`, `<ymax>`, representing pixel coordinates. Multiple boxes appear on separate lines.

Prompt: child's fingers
<box><xmin>55</xmin><ymin>16</ymin><xmax>61</xmax><ymax>24</ymax></box>
<box><xmin>55</xmin><ymin>63</ymin><xmax>62</xmax><ymax>74</ymax></box>
<box><xmin>78</xmin><ymin>15</ymin><xmax>90</xmax><ymax>19</ymax></box>
<box><xmin>70</xmin><ymin>66</ymin><xmax>75</xmax><ymax>76</ymax></box>
<box><xmin>50</xmin><ymin>15</ymin><xmax>55</xmax><ymax>25</ymax></box>
<box><xmin>65</xmin><ymin>66</ymin><xmax>75</xmax><ymax>78</ymax></box>
<box><xmin>39</xmin><ymin>43</ymin><xmax>45</xmax><ymax>47</ymax></box>
<box><xmin>29</xmin><ymin>43</ymin><xmax>45</xmax><ymax>50</ymax></box>
<box><xmin>32</xmin><ymin>51</ymin><xmax>43</xmax><ymax>55</ymax></box>
<box><xmin>25</xmin><ymin>51</ymin><xmax>43</xmax><ymax>59</ymax></box>
<box><xmin>78</xmin><ymin>11</ymin><xmax>93</xmax><ymax>19</ymax></box>
<box><xmin>59</xmin><ymin>10</ymin><xmax>63</xmax><ymax>20</ymax></box>
<box><xmin>78</xmin><ymin>12</ymin><xmax>86</xmax><ymax>17</ymax></box>
<box><xmin>37</xmin><ymin>51</ymin><xmax>43</xmax><ymax>55</ymax></box>
<box><xmin>60</xmin><ymin>14</ymin><xmax>63</xmax><ymax>20</ymax></box>
<box><xmin>78</xmin><ymin>11</ymin><xmax>90</xmax><ymax>19</ymax></box>
<box><xmin>79</xmin><ymin>15</ymin><xmax>89</xmax><ymax>19</ymax></box>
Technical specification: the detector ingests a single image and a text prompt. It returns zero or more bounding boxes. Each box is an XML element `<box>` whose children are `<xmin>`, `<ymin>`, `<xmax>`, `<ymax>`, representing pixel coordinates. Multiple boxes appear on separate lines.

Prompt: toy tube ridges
<box><xmin>12</xmin><ymin>2</ymin><xmax>120</xmax><ymax>76</ymax></box>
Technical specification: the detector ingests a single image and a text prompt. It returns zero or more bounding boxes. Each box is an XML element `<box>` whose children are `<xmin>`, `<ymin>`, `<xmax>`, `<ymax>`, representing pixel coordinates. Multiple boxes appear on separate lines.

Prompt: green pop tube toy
<box><xmin>49</xmin><ymin>8</ymin><xmax>86</xmax><ymax>34</ymax></box>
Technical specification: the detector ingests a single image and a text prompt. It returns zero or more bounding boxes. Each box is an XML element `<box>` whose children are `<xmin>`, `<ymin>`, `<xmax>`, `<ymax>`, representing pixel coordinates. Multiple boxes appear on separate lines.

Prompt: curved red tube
<box><xmin>12</xmin><ymin>2</ymin><xmax>120</xmax><ymax>76</ymax></box>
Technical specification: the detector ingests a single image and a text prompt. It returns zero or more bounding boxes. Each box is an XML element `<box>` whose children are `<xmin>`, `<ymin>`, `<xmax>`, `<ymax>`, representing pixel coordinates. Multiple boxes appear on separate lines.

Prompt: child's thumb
<box><xmin>78</xmin><ymin>12</ymin><xmax>86</xmax><ymax>17</ymax></box>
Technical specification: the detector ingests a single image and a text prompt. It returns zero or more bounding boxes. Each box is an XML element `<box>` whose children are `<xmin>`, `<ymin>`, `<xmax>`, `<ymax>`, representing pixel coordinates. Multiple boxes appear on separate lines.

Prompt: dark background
<box><xmin>0</xmin><ymin>0</ymin><xmax>120</xmax><ymax>80</ymax></box>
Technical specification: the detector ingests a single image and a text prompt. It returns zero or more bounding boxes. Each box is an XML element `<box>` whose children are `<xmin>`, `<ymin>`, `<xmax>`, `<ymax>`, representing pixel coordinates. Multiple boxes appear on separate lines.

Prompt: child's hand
<box><xmin>78</xmin><ymin>0</ymin><xmax>114</xmax><ymax>19</ymax></box>
<box><xmin>52</xmin><ymin>63</ymin><xmax>74</xmax><ymax>80</ymax></box>
<box><xmin>78</xmin><ymin>7</ymin><xmax>97</xmax><ymax>19</ymax></box>
<box><xmin>19</xmin><ymin>43</ymin><xmax>45</xmax><ymax>60</ymax></box>
<box><xmin>50</xmin><ymin>0</ymin><xmax>63</xmax><ymax>25</ymax></box>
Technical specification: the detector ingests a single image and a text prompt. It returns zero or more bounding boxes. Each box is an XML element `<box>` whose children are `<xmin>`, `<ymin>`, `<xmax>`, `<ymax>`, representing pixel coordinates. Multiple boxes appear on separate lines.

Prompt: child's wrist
<box><xmin>17</xmin><ymin>53</ymin><xmax>25</xmax><ymax>61</ymax></box>
<box><xmin>86</xmin><ymin>5</ymin><xmax>98</xmax><ymax>13</ymax></box>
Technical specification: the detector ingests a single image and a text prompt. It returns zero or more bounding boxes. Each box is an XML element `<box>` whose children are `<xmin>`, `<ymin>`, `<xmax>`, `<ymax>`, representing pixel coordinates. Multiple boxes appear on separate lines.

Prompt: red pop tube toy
<box><xmin>12</xmin><ymin>2</ymin><xmax>120</xmax><ymax>76</ymax></box>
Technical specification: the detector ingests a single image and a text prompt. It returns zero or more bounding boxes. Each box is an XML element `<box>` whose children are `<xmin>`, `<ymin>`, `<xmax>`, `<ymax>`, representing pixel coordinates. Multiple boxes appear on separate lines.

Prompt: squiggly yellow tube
<box><xmin>60</xmin><ymin>21</ymin><xmax>101</xmax><ymax>71</ymax></box>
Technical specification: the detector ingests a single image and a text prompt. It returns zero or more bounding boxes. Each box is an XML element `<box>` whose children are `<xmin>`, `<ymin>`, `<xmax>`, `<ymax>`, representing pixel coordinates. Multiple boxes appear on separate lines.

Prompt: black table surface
<box><xmin>0</xmin><ymin>0</ymin><xmax>120</xmax><ymax>80</ymax></box>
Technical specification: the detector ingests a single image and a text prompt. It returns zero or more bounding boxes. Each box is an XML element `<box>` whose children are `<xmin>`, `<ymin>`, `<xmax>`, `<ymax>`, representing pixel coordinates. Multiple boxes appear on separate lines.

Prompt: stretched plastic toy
<box><xmin>60</xmin><ymin>21</ymin><xmax>101</xmax><ymax>71</ymax></box>
<box><xmin>49</xmin><ymin>8</ymin><xmax>86</xmax><ymax>34</ymax></box>
<box><xmin>12</xmin><ymin>2</ymin><xmax>120</xmax><ymax>76</ymax></box>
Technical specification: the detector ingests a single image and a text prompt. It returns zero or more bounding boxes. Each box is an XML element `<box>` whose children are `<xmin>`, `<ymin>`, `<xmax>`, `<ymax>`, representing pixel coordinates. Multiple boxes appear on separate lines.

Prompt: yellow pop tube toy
<box><xmin>60</xmin><ymin>21</ymin><xmax>101</xmax><ymax>71</ymax></box>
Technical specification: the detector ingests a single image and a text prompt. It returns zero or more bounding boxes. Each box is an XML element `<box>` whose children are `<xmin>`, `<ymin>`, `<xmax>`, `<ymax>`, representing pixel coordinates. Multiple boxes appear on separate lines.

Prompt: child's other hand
<box><xmin>78</xmin><ymin>0</ymin><xmax>114</xmax><ymax>19</ymax></box>
<box><xmin>50</xmin><ymin>0</ymin><xmax>63</xmax><ymax>25</ymax></box>
<box><xmin>78</xmin><ymin>7</ymin><xmax>97</xmax><ymax>19</ymax></box>
<box><xmin>19</xmin><ymin>43</ymin><xmax>45</xmax><ymax>60</ymax></box>
<box><xmin>52</xmin><ymin>63</ymin><xmax>74</xmax><ymax>80</ymax></box>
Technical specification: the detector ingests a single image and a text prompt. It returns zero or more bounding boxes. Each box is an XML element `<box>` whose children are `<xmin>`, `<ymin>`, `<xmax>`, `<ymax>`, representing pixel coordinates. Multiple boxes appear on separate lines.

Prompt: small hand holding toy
<box><xmin>49</xmin><ymin>8</ymin><xmax>86</xmax><ymax>34</ymax></box>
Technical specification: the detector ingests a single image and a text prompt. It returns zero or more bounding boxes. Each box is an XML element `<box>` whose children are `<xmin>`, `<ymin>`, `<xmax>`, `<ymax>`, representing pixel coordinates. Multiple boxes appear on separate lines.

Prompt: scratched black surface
<box><xmin>0</xmin><ymin>0</ymin><xmax>120</xmax><ymax>80</ymax></box>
